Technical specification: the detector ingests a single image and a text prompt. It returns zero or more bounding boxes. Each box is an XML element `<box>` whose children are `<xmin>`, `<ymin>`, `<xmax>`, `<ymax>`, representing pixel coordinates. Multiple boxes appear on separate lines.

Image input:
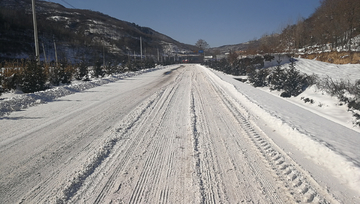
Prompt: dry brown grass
<box><xmin>299</xmin><ymin>51</ymin><xmax>360</xmax><ymax>64</ymax></box>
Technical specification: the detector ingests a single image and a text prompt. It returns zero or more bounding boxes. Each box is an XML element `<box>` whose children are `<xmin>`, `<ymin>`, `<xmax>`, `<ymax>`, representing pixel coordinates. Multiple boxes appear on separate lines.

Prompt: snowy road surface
<box><xmin>0</xmin><ymin>64</ymin><xmax>359</xmax><ymax>203</ymax></box>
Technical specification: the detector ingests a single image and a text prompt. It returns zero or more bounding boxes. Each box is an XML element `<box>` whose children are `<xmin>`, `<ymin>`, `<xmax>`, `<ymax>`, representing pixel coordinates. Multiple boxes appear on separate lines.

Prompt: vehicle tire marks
<box><xmin>68</xmin><ymin>70</ymin><xmax>183</xmax><ymax>203</ymax></box>
<box><xmin>204</xmin><ymin>69</ymin><xmax>338</xmax><ymax>204</ymax></box>
<box><xmin>57</xmin><ymin>88</ymin><xmax>164</xmax><ymax>203</ymax></box>
<box><xmin>127</xmin><ymin>69</ymin><xmax>186</xmax><ymax>204</ymax></box>
<box><xmin>73</xmin><ymin>68</ymin><xmax>189</xmax><ymax>203</ymax></box>
<box><xmin>13</xmin><ymin>65</ymin><xmax>343</xmax><ymax>203</ymax></box>
<box><xmin>192</xmin><ymin>70</ymin><xmax>284</xmax><ymax>203</ymax></box>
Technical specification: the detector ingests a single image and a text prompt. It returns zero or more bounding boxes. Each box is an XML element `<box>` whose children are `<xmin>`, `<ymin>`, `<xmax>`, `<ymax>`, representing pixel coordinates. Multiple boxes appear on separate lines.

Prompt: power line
<box><xmin>60</xmin><ymin>0</ymin><xmax>76</xmax><ymax>9</ymax></box>
<box><xmin>48</xmin><ymin>0</ymin><xmax>76</xmax><ymax>9</ymax></box>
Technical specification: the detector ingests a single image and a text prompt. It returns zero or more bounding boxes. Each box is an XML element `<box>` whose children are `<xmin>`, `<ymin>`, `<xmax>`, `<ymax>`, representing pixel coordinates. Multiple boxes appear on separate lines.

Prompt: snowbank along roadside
<box><xmin>0</xmin><ymin>65</ymin><xmax>176</xmax><ymax>116</ymax></box>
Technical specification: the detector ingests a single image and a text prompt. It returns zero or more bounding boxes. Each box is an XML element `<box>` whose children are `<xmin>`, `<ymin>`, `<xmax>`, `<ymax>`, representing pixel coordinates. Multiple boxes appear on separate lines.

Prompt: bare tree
<box><xmin>195</xmin><ymin>39</ymin><xmax>210</xmax><ymax>50</ymax></box>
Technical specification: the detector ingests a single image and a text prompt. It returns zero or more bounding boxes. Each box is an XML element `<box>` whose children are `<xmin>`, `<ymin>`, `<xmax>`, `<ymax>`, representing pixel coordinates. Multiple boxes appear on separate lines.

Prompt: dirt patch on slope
<box><xmin>299</xmin><ymin>51</ymin><xmax>360</xmax><ymax>64</ymax></box>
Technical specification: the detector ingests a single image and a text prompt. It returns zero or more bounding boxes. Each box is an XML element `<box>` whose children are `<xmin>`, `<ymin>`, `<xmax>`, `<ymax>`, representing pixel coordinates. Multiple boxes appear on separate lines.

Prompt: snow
<box><xmin>295</xmin><ymin>58</ymin><xmax>360</xmax><ymax>83</ymax></box>
<box><xmin>0</xmin><ymin>66</ymin><xmax>165</xmax><ymax>116</ymax></box>
<box><xmin>47</xmin><ymin>16</ymin><xmax>70</xmax><ymax>22</ymax></box>
<box><xmin>1</xmin><ymin>60</ymin><xmax>360</xmax><ymax>203</ymax></box>
<box><xmin>207</xmin><ymin>59</ymin><xmax>360</xmax><ymax>202</ymax></box>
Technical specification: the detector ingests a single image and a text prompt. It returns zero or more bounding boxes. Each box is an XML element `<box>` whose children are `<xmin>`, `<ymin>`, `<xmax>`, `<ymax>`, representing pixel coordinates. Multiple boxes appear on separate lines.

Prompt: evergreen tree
<box><xmin>49</xmin><ymin>65</ymin><xmax>62</xmax><ymax>86</ymax></box>
<box><xmin>93</xmin><ymin>61</ymin><xmax>104</xmax><ymax>78</ymax></box>
<box><xmin>269</xmin><ymin>57</ymin><xmax>286</xmax><ymax>91</ymax></box>
<box><xmin>60</xmin><ymin>62</ymin><xmax>74</xmax><ymax>84</ymax></box>
<box><xmin>248</xmin><ymin>67</ymin><xmax>269</xmax><ymax>87</ymax></box>
<box><xmin>283</xmin><ymin>58</ymin><xmax>306</xmax><ymax>96</ymax></box>
<box><xmin>0</xmin><ymin>76</ymin><xmax>3</xmax><ymax>96</ymax></box>
<box><xmin>20</xmin><ymin>61</ymin><xmax>47</xmax><ymax>93</ymax></box>
<box><xmin>76</xmin><ymin>61</ymin><xmax>89</xmax><ymax>81</ymax></box>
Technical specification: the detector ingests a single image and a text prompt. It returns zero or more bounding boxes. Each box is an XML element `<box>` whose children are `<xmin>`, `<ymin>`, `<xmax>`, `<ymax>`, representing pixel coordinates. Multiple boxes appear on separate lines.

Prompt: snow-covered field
<box><xmin>0</xmin><ymin>60</ymin><xmax>359</xmax><ymax>203</ymax></box>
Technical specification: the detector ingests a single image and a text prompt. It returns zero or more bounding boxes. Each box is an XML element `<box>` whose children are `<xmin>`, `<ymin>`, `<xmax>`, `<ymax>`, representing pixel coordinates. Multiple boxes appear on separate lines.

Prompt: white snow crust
<box><xmin>1</xmin><ymin>60</ymin><xmax>359</xmax><ymax>203</ymax></box>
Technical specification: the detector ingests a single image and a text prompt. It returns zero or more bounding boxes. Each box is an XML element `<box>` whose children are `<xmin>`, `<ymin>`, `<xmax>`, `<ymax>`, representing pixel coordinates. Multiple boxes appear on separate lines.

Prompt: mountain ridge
<box><xmin>0</xmin><ymin>0</ymin><xmax>197</xmax><ymax>63</ymax></box>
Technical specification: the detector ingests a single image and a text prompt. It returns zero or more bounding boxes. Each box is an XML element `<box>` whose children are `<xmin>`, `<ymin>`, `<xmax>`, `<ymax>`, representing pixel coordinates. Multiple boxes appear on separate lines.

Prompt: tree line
<box><xmin>0</xmin><ymin>56</ymin><xmax>179</xmax><ymax>96</ymax></box>
<box><xmin>246</xmin><ymin>0</ymin><xmax>360</xmax><ymax>54</ymax></box>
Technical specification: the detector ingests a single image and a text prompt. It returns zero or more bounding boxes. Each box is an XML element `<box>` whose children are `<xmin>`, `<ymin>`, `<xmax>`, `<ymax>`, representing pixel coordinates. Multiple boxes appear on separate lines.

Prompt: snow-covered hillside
<box><xmin>264</xmin><ymin>58</ymin><xmax>360</xmax><ymax>128</ymax></box>
<box><xmin>0</xmin><ymin>60</ymin><xmax>359</xmax><ymax>203</ymax></box>
<box><xmin>296</xmin><ymin>58</ymin><xmax>360</xmax><ymax>82</ymax></box>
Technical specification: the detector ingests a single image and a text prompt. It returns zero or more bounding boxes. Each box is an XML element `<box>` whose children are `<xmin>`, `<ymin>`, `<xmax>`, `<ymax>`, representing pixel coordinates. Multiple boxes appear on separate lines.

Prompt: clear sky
<box><xmin>47</xmin><ymin>0</ymin><xmax>321</xmax><ymax>47</ymax></box>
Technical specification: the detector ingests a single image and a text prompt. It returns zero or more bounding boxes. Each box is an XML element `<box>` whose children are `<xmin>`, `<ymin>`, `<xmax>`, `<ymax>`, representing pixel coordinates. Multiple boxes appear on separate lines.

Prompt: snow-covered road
<box><xmin>0</xmin><ymin>64</ymin><xmax>358</xmax><ymax>203</ymax></box>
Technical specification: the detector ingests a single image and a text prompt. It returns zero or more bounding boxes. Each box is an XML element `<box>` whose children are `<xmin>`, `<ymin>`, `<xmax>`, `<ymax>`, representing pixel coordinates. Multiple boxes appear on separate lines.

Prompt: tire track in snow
<box><xmin>191</xmin><ymin>69</ymin><xmax>283</xmax><ymax>203</ymax></box>
<box><xmin>203</xmin><ymin>66</ymin><xmax>339</xmax><ymax>204</ymax></box>
<box><xmin>127</xmin><ymin>70</ymin><xmax>186</xmax><ymax>203</ymax></box>
<box><xmin>88</xmin><ymin>87</ymin><xmax>172</xmax><ymax>204</ymax></box>
<box><xmin>72</xmin><ymin>67</ymin><xmax>191</xmax><ymax>203</ymax></box>
<box><xmin>206</xmin><ymin>78</ymin><xmax>285</xmax><ymax>203</ymax></box>
<box><xmin>57</xmin><ymin>88</ymin><xmax>164</xmax><ymax>203</ymax></box>
<box><xmin>11</xmin><ymin>65</ymin><xmax>343</xmax><ymax>203</ymax></box>
<box><xmin>61</xmin><ymin>69</ymin><xmax>184</xmax><ymax>203</ymax></box>
<box><xmin>190</xmin><ymin>90</ymin><xmax>207</xmax><ymax>204</ymax></box>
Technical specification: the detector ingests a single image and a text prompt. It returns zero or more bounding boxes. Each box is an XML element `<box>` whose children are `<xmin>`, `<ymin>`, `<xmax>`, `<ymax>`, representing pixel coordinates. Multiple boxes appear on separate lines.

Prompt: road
<box><xmin>0</xmin><ymin>65</ymin><xmax>341</xmax><ymax>203</ymax></box>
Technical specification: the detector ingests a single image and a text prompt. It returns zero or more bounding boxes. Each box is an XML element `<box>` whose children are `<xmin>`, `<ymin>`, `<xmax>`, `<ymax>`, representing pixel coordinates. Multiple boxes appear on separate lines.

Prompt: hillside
<box><xmin>210</xmin><ymin>0</ymin><xmax>360</xmax><ymax>64</ymax></box>
<box><xmin>0</xmin><ymin>0</ymin><xmax>197</xmax><ymax>63</ymax></box>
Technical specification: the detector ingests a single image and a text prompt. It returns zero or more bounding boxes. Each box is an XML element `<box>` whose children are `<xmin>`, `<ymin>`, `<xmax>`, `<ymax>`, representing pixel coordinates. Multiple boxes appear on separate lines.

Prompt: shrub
<box><xmin>75</xmin><ymin>61</ymin><xmax>89</xmax><ymax>81</ymax></box>
<box><xmin>269</xmin><ymin>63</ymin><xmax>286</xmax><ymax>91</ymax></box>
<box><xmin>48</xmin><ymin>61</ymin><xmax>75</xmax><ymax>86</ymax></box>
<box><xmin>49</xmin><ymin>65</ymin><xmax>62</xmax><ymax>86</ymax></box>
<box><xmin>144</xmin><ymin>58</ymin><xmax>156</xmax><ymax>69</ymax></box>
<box><xmin>20</xmin><ymin>61</ymin><xmax>47</xmax><ymax>93</ymax></box>
<box><xmin>0</xmin><ymin>74</ymin><xmax>3</xmax><ymax>96</ymax></box>
<box><xmin>248</xmin><ymin>67</ymin><xmax>269</xmax><ymax>87</ymax></box>
<box><xmin>61</xmin><ymin>62</ymin><xmax>75</xmax><ymax>84</ymax></box>
<box><xmin>283</xmin><ymin>66</ymin><xmax>304</xmax><ymax>96</ymax></box>
<box><xmin>105</xmin><ymin>62</ymin><xmax>118</xmax><ymax>75</ymax></box>
<box><xmin>1</xmin><ymin>60</ymin><xmax>25</xmax><ymax>91</ymax></box>
<box><xmin>282</xmin><ymin>58</ymin><xmax>310</xmax><ymax>97</ymax></box>
<box><xmin>280</xmin><ymin>92</ymin><xmax>291</xmax><ymax>98</ymax></box>
<box><xmin>93</xmin><ymin>61</ymin><xmax>105</xmax><ymax>78</ymax></box>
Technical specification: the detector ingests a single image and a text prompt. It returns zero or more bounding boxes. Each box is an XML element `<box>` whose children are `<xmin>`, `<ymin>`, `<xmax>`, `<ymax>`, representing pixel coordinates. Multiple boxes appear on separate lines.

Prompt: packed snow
<box><xmin>1</xmin><ymin>60</ymin><xmax>360</xmax><ymax>203</ymax></box>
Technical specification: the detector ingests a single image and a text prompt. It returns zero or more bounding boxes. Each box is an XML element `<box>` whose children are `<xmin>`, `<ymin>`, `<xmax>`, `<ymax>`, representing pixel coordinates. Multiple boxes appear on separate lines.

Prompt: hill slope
<box><xmin>0</xmin><ymin>0</ymin><xmax>197</xmax><ymax>63</ymax></box>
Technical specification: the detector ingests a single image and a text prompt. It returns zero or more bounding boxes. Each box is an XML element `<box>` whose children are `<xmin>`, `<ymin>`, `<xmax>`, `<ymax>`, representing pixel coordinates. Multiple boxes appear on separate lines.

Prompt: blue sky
<box><xmin>47</xmin><ymin>0</ymin><xmax>321</xmax><ymax>47</ymax></box>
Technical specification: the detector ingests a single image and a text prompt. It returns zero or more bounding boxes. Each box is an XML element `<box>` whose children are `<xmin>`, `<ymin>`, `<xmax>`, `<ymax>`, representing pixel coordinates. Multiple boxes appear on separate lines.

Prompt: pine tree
<box><xmin>76</xmin><ymin>61</ymin><xmax>89</xmax><ymax>81</ymax></box>
<box><xmin>60</xmin><ymin>62</ymin><xmax>74</xmax><ymax>84</ymax></box>
<box><xmin>49</xmin><ymin>65</ymin><xmax>62</xmax><ymax>86</ymax></box>
<box><xmin>0</xmin><ymin>73</ymin><xmax>3</xmax><ymax>96</ymax></box>
<box><xmin>283</xmin><ymin>58</ymin><xmax>304</xmax><ymax>96</ymax></box>
<box><xmin>248</xmin><ymin>67</ymin><xmax>269</xmax><ymax>87</ymax></box>
<box><xmin>20</xmin><ymin>61</ymin><xmax>47</xmax><ymax>93</ymax></box>
<box><xmin>0</xmin><ymin>81</ymin><xmax>3</xmax><ymax>96</ymax></box>
<box><xmin>269</xmin><ymin>57</ymin><xmax>285</xmax><ymax>91</ymax></box>
<box><xmin>93</xmin><ymin>61</ymin><xmax>104</xmax><ymax>78</ymax></box>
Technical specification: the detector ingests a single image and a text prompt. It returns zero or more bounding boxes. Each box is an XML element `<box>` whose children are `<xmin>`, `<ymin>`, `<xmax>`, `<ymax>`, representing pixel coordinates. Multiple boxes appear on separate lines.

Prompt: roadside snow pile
<box><xmin>204</xmin><ymin>66</ymin><xmax>360</xmax><ymax>197</ymax></box>
<box><xmin>0</xmin><ymin>66</ymin><xmax>166</xmax><ymax>116</ymax></box>
<box><xmin>261</xmin><ymin>85</ymin><xmax>359</xmax><ymax>130</ymax></box>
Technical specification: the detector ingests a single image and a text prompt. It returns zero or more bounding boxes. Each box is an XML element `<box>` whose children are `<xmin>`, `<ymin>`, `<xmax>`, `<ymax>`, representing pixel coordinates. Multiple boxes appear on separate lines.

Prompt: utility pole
<box><xmin>140</xmin><ymin>37</ymin><xmax>143</xmax><ymax>61</ymax></box>
<box><xmin>53</xmin><ymin>38</ymin><xmax>58</xmax><ymax>66</ymax></box>
<box><xmin>31</xmin><ymin>0</ymin><xmax>40</xmax><ymax>65</ymax></box>
<box><xmin>42</xmin><ymin>43</ymin><xmax>47</xmax><ymax>64</ymax></box>
<box><xmin>103</xmin><ymin>45</ymin><xmax>105</xmax><ymax>67</ymax></box>
<box><xmin>157</xmin><ymin>48</ymin><xmax>159</xmax><ymax>62</ymax></box>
